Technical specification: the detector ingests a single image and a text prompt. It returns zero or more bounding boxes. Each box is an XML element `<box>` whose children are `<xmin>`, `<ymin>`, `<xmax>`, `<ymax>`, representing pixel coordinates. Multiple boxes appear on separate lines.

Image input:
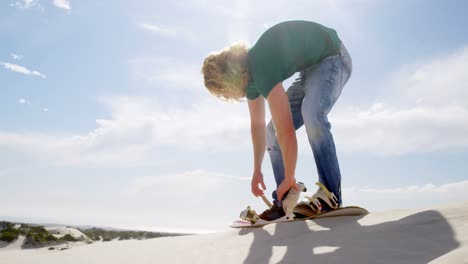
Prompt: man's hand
<box><xmin>251</xmin><ymin>170</ymin><xmax>267</xmax><ymax>197</ymax></box>
<box><xmin>276</xmin><ymin>178</ymin><xmax>299</xmax><ymax>201</ymax></box>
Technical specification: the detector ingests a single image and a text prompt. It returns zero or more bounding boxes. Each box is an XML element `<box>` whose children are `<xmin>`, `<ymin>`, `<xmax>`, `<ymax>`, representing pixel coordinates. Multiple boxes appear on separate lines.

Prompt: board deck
<box><xmin>230</xmin><ymin>214</ymin><xmax>295</xmax><ymax>228</ymax></box>
<box><xmin>229</xmin><ymin>206</ymin><xmax>368</xmax><ymax>229</ymax></box>
<box><xmin>314</xmin><ymin>206</ymin><xmax>368</xmax><ymax>219</ymax></box>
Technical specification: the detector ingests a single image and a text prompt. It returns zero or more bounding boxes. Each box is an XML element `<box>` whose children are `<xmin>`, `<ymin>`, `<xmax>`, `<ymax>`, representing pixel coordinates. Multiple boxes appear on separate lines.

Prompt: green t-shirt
<box><xmin>245</xmin><ymin>21</ymin><xmax>342</xmax><ymax>100</ymax></box>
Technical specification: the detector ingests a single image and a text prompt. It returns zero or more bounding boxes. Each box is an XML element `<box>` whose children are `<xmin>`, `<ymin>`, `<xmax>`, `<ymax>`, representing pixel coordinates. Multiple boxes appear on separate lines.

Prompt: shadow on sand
<box><xmin>240</xmin><ymin>210</ymin><xmax>459</xmax><ymax>263</ymax></box>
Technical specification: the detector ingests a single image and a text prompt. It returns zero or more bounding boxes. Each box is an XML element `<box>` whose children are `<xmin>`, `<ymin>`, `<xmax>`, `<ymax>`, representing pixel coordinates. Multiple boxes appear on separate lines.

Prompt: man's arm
<box><xmin>267</xmin><ymin>83</ymin><xmax>298</xmax><ymax>200</ymax></box>
<box><xmin>247</xmin><ymin>96</ymin><xmax>267</xmax><ymax>197</ymax></box>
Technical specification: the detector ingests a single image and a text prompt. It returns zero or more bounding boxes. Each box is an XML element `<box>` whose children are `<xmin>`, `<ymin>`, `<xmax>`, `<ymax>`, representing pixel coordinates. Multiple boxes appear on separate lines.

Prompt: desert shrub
<box><xmin>0</xmin><ymin>222</ymin><xmax>20</xmax><ymax>242</ymax></box>
<box><xmin>118</xmin><ymin>233</ymin><xmax>131</xmax><ymax>240</ymax></box>
<box><xmin>0</xmin><ymin>221</ymin><xmax>14</xmax><ymax>231</ymax></box>
<box><xmin>45</xmin><ymin>234</ymin><xmax>57</xmax><ymax>241</ymax></box>
<box><xmin>24</xmin><ymin>226</ymin><xmax>57</xmax><ymax>245</ymax></box>
<box><xmin>79</xmin><ymin>227</ymin><xmax>188</xmax><ymax>242</ymax></box>
<box><xmin>0</xmin><ymin>230</ymin><xmax>20</xmax><ymax>242</ymax></box>
<box><xmin>29</xmin><ymin>226</ymin><xmax>48</xmax><ymax>234</ymax></box>
<box><xmin>61</xmin><ymin>234</ymin><xmax>77</xmax><ymax>242</ymax></box>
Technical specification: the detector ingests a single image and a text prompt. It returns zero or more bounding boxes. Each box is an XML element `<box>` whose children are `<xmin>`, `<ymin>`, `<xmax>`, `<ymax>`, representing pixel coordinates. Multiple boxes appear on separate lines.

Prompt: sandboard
<box><xmin>229</xmin><ymin>206</ymin><xmax>368</xmax><ymax>228</ymax></box>
<box><xmin>312</xmin><ymin>206</ymin><xmax>368</xmax><ymax>219</ymax></box>
<box><xmin>230</xmin><ymin>214</ymin><xmax>295</xmax><ymax>228</ymax></box>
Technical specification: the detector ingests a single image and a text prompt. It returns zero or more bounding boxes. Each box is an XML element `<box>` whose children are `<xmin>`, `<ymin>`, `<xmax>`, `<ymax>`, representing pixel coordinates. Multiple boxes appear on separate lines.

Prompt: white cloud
<box><xmin>81</xmin><ymin>96</ymin><xmax>250</xmax><ymax>151</ymax></box>
<box><xmin>1</xmin><ymin>62</ymin><xmax>46</xmax><ymax>78</ymax></box>
<box><xmin>18</xmin><ymin>98</ymin><xmax>31</xmax><ymax>105</ymax></box>
<box><xmin>332</xmin><ymin>103</ymin><xmax>468</xmax><ymax>155</ymax></box>
<box><xmin>2</xmin><ymin>46</ymin><xmax>468</xmax><ymax>171</ymax></box>
<box><xmin>10</xmin><ymin>0</ymin><xmax>37</xmax><ymax>9</ymax></box>
<box><xmin>128</xmin><ymin>57</ymin><xmax>203</xmax><ymax>91</ymax></box>
<box><xmin>0</xmin><ymin>96</ymin><xmax>251</xmax><ymax>167</ymax></box>
<box><xmin>138</xmin><ymin>22</ymin><xmax>196</xmax><ymax>41</ymax></box>
<box><xmin>10</xmin><ymin>53</ymin><xmax>23</xmax><ymax>60</ymax></box>
<box><xmin>10</xmin><ymin>0</ymin><xmax>70</xmax><ymax>11</ymax></box>
<box><xmin>138</xmin><ymin>23</ymin><xmax>177</xmax><ymax>37</ymax></box>
<box><xmin>122</xmin><ymin>169</ymin><xmax>254</xmax><ymax>230</ymax></box>
<box><xmin>343</xmin><ymin>179</ymin><xmax>468</xmax><ymax>211</ymax></box>
<box><xmin>43</xmin><ymin>108</ymin><xmax>49</xmax><ymax>112</ymax></box>
<box><xmin>0</xmin><ymin>130</ymin><xmax>153</xmax><ymax>167</ymax></box>
<box><xmin>52</xmin><ymin>0</ymin><xmax>70</xmax><ymax>10</ymax></box>
<box><xmin>330</xmin><ymin>46</ymin><xmax>468</xmax><ymax>155</ymax></box>
<box><xmin>384</xmin><ymin>46</ymin><xmax>468</xmax><ymax>108</ymax></box>
<box><xmin>0</xmin><ymin>167</ymin><xmax>253</xmax><ymax>232</ymax></box>
<box><xmin>130</xmin><ymin>170</ymin><xmax>249</xmax><ymax>195</ymax></box>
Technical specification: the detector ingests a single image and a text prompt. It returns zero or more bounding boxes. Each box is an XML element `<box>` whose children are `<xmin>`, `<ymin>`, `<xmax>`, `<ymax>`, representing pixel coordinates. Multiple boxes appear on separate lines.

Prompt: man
<box><xmin>201</xmin><ymin>20</ymin><xmax>352</xmax><ymax>221</ymax></box>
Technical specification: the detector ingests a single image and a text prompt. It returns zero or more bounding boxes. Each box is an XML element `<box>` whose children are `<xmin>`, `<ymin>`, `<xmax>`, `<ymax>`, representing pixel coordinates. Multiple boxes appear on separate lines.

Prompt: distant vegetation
<box><xmin>23</xmin><ymin>226</ymin><xmax>60</xmax><ymax>247</ymax></box>
<box><xmin>61</xmin><ymin>234</ymin><xmax>78</xmax><ymax>242</ymax></box>
<box><xmin>0</xmin><ymin>221</ymin><xmax>65</xmax><ymax>247</ymax></box>
<box><xmin>0</xmin><ymin>221</ymin><xmax>20</xmax><ymax>242</ymax></box>
<box><xmin>1</xmin><ymin>221</ymin><xmax>188</xmax><ymax>248</ymax></box>
<box><xmin>78</xmin><ymin>227</ymin><xmax>186</xmax><ymax>242</ymax></box>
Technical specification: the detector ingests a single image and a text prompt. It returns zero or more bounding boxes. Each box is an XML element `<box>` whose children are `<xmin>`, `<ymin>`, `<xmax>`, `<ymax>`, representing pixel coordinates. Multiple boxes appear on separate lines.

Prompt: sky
<box><xmin>1</xmin><ymin>0</ymin><xmax>468</xmax><ymax>233</ymax></box>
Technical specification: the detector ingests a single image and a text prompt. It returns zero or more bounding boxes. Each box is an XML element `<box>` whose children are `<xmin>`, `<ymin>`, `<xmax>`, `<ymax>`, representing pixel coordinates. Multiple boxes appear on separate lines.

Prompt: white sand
<box><xmin>45</xmin><ymin>227</ymin><xmax>87</xmax><ymax>240</ymax></box>
<box><xmin>0</xmin><ymin>237</ymin><xmax>25</xmax><ymax>251</ymax></box>
<box><xmin>0</xmin><ymin>227</ymin><xmax>91</xmax><ymax>253</ymax></box>
<box><xmin>1</xmin><ymin>202</ymin><xmax>467</xmax><ymax>264</ymax></box>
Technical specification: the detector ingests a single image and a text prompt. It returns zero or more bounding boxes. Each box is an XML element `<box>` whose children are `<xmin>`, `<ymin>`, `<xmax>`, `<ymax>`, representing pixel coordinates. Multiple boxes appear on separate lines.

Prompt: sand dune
<box><xmin>45</xmin><ymin>227</ymin><xmax>87</xmax><ymax>240</ymax></box>
<box><xmin>1</xmin><ymin>202</ymin><xmax>467</xmax><ymax>264</ymax></box>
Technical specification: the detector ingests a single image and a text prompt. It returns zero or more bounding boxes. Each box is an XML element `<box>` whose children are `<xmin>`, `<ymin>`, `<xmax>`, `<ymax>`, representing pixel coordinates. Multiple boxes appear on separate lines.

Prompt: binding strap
<box><xmin>316</xmin><ymin>182</ymin><xmax>333</xmax><ymax>200</ymax></box>
<box><xmin>261</xmin><ymin>195</ymin><xmax>273</xmax><ymax>208</ymax></box>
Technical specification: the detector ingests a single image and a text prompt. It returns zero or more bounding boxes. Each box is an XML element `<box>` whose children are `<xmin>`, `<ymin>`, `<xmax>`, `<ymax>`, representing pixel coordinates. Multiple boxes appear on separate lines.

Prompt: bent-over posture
<box><xmin>202</xmin><ymin>20</ymin><xmax>352</xmax><ymax>220</ymax></box>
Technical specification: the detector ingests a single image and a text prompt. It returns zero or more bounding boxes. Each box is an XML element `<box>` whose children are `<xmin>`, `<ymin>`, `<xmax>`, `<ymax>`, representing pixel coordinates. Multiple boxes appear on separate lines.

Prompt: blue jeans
<box><xmin>268</xmin><ymin>43</ymin><xmax>352</xmax><ymax>205</ymax></box>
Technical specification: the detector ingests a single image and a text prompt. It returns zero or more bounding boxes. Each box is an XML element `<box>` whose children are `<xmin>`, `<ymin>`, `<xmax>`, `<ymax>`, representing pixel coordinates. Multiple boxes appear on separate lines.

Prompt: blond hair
<box><xmin>201</xmin><ymin>43</ymin><xmax>249</xmax><ymax>102</ymax></box>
